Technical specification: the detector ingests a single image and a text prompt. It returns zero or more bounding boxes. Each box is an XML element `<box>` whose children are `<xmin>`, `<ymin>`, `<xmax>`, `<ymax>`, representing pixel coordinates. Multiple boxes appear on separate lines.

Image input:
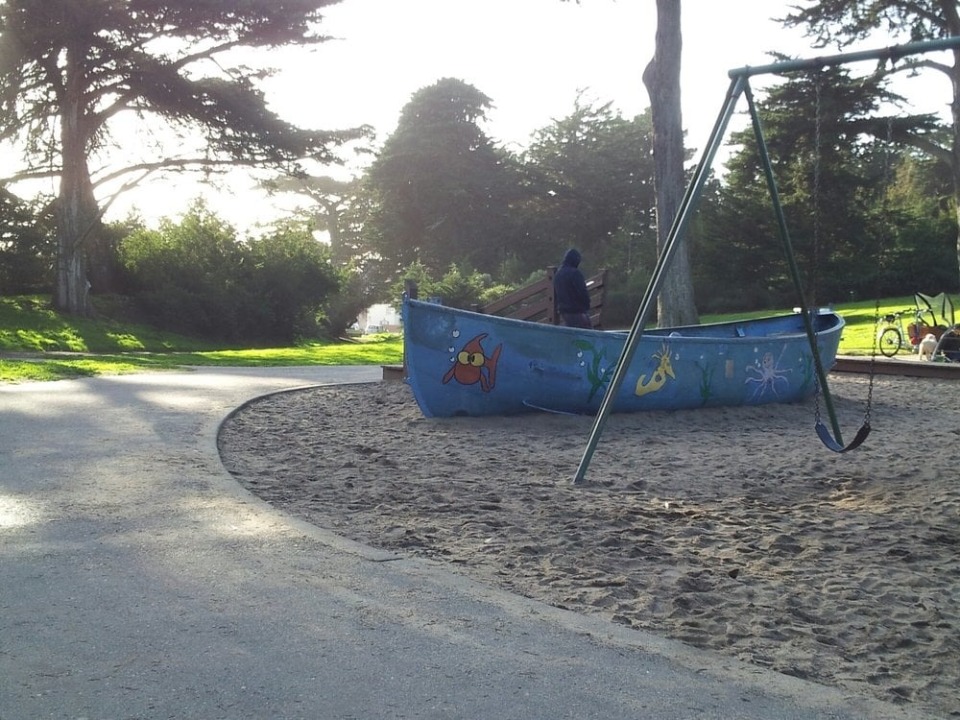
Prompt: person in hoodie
<box><xmin>553</xmin><ymin>248</ymin><xmax>592</xmax><ymax>328</ymax></box>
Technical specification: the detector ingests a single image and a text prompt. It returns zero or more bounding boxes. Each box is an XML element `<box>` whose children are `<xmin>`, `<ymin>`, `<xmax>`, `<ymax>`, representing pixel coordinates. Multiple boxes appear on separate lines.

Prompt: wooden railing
<box><xmin>474</xmin><ymin>266</ymin><xmax>608</xmax><ymax>329</ymax></box>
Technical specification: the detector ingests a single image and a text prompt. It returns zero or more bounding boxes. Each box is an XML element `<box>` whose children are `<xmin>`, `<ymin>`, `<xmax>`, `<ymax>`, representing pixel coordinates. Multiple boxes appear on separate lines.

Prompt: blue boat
<box><xmin>402</xmin><ymin>297</ymin><xmax>844</xmax><ymax>418</ymax></box>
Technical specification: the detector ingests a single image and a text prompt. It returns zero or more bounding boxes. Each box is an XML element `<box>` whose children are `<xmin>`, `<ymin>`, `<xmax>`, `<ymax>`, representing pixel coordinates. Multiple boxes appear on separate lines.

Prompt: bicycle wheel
<box><xmin>878</xmin><ymin>328</ymin><xmax>902</xmax><ymax>357</ymax></box>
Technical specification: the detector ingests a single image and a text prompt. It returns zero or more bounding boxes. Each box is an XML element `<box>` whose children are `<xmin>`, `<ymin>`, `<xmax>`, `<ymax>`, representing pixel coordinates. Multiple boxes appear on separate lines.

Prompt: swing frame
<box><xmin>574</xmin><ymin>35</ymin><xmax>960</xmax><ymax>484</ymax></box>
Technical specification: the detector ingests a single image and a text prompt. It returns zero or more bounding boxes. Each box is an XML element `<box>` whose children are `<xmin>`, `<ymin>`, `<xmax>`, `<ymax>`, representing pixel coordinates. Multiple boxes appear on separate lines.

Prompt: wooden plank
<box><xmin>477</xmin><ymin>266</ymin><xmax>608</xmax><ymax>328</ymax></box>
<box><xmin>382</xmin><ymin>364</ymin><xmax>405</xmax><ymax>381</ymax></box>
<box><xmin>831</xmin><ymin>355</ymin><xmax>960</xmax><ymax>379</ymax></box>
<box><xmin>508</xmin><ymin>298</ymin><xmax>554</xmax><ymax>323</ymax></box>
<box><xmin>480</xmin><ymin>276</ymin><xmax>552</xmax><ymax>316</ymax></box>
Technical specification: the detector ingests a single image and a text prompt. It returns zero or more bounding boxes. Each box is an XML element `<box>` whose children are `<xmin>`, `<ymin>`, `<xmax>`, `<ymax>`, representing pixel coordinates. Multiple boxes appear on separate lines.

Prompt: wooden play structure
<box><xmin>472</xmin><ymin>266</ymin><xmax>608</xmax><ymax>329</ymax></box>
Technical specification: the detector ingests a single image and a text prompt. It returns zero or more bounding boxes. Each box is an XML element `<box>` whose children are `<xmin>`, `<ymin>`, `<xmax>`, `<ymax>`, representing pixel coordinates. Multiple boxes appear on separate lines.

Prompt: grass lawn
<box><xmin>703</xmin><ymin>295</ymin><xmax>926</xmax><ymax>358</ymax></box>
<box><xmin>1</xmin><ymin>293</ymin><xmax>952</xmax><ymax>384</ymax></box>
<box><xmin>0</xmin><ymin>296</ymin><xmax>403</xmax><ymax>383</ymax></box>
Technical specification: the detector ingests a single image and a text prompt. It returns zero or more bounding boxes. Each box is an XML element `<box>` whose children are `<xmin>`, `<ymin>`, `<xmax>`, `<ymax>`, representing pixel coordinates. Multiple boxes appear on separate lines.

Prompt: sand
<box><xmin>218</xmin><ymin>372</ymin><xmax>960</xmax><ymax>717</ymax></box>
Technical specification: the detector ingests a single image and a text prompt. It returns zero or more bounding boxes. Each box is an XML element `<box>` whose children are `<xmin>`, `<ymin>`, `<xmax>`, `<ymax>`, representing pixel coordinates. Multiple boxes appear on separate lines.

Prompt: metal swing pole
<box><xmin>728</xmin><ymin>35</ymin><xmax>960</xmax><ymax>444</ymax></box>
<box><xmin>741</xmin><ymin>81</ymin><xmax>845</xmax><ymax>445</ymax></box>
<box><xmin>573</xmin><ymin>74</ymin><xmax>749</xmax><ymax>484</ymax></box>
<box><xmin>573</xmin><ymin>35</ymin><xmax>960</xmax><ymax>483</ymax></box>
<box><xmin>726</xmin><ymin>36</ymin><xmax>960</xmax><ymax>80</ymax></box>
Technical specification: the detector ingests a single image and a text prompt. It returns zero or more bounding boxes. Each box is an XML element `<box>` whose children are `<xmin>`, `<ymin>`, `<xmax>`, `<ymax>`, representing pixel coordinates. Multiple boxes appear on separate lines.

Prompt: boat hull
<box><xmin>402</xmin><ymin>298</ymin><xmax>844</xmax><ymax>418</ymax></box>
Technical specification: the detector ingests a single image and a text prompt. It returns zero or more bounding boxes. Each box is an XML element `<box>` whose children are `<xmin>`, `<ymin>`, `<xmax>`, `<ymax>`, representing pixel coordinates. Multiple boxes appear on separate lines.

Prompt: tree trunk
<box><xmin>643</xmin><ymin>0</ymin><xmax>698</xmax><ymax>327</ymax></box>
<box><xmin>54</xmin><ymin>43</ymin><xmax>99</xmax><ymax>317</ymax></box>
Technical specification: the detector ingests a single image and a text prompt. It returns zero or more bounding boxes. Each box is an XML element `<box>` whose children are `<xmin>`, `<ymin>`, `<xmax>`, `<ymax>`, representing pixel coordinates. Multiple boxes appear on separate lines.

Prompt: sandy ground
<box><xmin>218</xmin><ymin>373</ymin><xmax>960</xmax><ymax>717</ymax></box>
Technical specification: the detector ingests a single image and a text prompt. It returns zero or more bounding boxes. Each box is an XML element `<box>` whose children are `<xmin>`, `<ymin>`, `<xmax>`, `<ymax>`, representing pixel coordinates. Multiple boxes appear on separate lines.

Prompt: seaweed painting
<box><xmin>574</xmin><ymin>339</ymin><xmax>613</xmax><ymax>403</ymax></box>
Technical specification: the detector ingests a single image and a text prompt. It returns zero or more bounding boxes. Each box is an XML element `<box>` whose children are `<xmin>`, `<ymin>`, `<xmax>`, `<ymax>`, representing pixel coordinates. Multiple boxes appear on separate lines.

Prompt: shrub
<box><xmin>0</xmin><ymin>189</ymin><xmax>56</xmax><ymax>294</ymax></box>
<box><xmin>119</xmin><ymin>204</ymin><xmax>339</xmax><ymax>344</ymax></box>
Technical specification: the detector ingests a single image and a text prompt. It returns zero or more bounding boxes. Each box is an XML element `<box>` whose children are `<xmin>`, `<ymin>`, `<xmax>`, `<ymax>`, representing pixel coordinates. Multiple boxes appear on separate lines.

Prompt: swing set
<box><xmin>574</xmin><ymin>35</ymin><xmax>960</xmax><ymax>484</ymax></box>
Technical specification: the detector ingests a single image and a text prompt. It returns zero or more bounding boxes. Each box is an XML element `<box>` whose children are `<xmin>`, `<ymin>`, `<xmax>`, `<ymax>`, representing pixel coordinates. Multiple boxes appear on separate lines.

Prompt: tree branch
<box><xmin>89</xmin><ymin>156</ymin><xmax>284</xmax><ymax>189</ymax></box>
<box><xmin>1</xmin><ymin>154</ymin><xmax>286</xmax><ymax>192</ymax></box>
<box><xmin>901</xmin><ymin>131</ymin><xmax>954</xmax><ymax>166</ymax></box>
<box><xmin>0</xmin><ymin>166</ymin><xmax>62</xmax><ymax>184</ymax></box>
<box><xmin>887</xmin><ymin>57</ymin><xmax>952</xmax><ymax>76</ymax></box>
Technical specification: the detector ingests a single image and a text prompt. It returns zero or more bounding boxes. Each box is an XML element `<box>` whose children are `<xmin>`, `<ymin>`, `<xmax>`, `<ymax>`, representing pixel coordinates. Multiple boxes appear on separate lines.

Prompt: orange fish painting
<box><xmin>442</xmin><ymin>333</ymin><xmax>502</xmax><ymax>392</ymax></box>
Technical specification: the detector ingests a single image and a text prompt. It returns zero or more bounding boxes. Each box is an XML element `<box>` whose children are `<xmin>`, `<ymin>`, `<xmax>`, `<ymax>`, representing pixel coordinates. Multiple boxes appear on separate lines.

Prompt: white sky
<box><xmin>101</xmin><ymin>0</ymin><xmax>952</xmax><ymax>233</ymax></box>
<box><xmin>285</xmin><ymin>0</ymin><xmax>809</xmax><ymax>151</ymax></box>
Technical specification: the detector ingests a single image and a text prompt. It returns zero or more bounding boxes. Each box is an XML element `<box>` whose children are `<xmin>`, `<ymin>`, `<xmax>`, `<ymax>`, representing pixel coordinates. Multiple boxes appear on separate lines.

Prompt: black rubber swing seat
<box><xmin>816</xmin><ymin>420</ymin><xmax>871</xmax><ymax>453</ymax></box>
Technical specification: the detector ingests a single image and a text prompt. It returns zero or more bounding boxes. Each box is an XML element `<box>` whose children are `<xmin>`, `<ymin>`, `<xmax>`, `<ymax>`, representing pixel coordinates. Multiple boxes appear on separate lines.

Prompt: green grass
<box><xmin>0</xmin><ymin>295</ymin><xmax>218</xmax><ymax>353</ymax></box>
<box><xmin>822</xmin><ymin>296</ymin><xmax>919</xmax><ymax>357</ymax></box>
<box><xmin>1</xmin><ymin>293</ymin><xmax>954</xmax><ymax>384</ymax></box>
<box><xmin>0</xmin><ymin>295</ymin><xmax>403</xmax><ymax>383</ymax></box>
<box><xmin>702</xmin><ymin>295</ymin><xmax>929</xmax><ymax>357</ymax></box>
<box><xmin>162</xmin><ymin>341</ymin><xmax>404</xmax><ymax>368</ymax></box>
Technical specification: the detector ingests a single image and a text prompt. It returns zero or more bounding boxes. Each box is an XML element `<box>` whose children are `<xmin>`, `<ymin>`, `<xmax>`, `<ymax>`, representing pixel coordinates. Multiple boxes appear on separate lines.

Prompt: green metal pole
<box><xmin>573</xmin><ymin>35</ymin><xmax>960</xmax><ymax>483</ymax></box>
<box><xmin>742</xmin><ymin>83</ymin><xmax>844</xmax><ymax>446</ymax></box>
<box><xmin>728</xmin><ymin>36</ymin><xmax>960</xmax><ymax>80</ymax></box>
<box><xmin>573</xmin><ymin>75</ymin><xmax>749</xmax><ymax>485</ymax></box>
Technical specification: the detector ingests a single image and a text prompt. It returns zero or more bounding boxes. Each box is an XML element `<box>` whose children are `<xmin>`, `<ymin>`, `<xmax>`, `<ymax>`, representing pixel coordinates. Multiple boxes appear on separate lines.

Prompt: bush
<box><xmin>0</xmin><ymin>189</ymin><xmax>56</xmax><ymax>294</ymax></box>
<box><xmin>241</xmin><ymin>222</ymin><xmax>340</xmax><ymax>341</ymax></box>
<box><xmin>119</xmin><ymin>204</ymin><xmax>339</xmax><ymax>344</ymax></box>
<box><xmin>320</xmin><ymin>267</ymin><xmax>373</xmax><ymax>338</ymax></box>
<box><xmin>394</xmin><ymin>261</ymin><xmax>501</xmax><ymax>309</ymax></box>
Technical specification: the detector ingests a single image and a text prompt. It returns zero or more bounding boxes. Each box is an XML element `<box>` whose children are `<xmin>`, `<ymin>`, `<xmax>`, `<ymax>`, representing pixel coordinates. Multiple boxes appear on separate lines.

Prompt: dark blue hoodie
<box><xmin>553</xmin><ymin>249</ymin><xmax>590</xmax><ymax>314</ymax></box>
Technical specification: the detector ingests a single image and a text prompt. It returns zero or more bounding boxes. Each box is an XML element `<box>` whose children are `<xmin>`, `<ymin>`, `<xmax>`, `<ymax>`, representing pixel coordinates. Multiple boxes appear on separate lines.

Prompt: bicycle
<box><xmin>876</xmin><ymin>308</ymin><xmax>924</xmax><ymax>357</ymax></box>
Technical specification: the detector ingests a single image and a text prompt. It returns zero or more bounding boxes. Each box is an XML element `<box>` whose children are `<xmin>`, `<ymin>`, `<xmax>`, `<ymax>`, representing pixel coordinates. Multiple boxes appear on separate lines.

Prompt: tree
<box><xmin>710</xmin><ymin>61</ymin><xmax>955</xmax><ymax>306</ymax></box>
<box><xmin>365</xmin><ymin>78</ymin><xmax>519</xmax><ymax>278</ymax></box>
<box><xmin>261</xmin><ymin>173</ymin><xmax>389</xmax><ymax>332</ymax></box>
<box><xmin>519</xmin><ymin>98</ymin><xmax>656</xmax><ymax>278</ymax></box>
<box><xmin>119</xmin><ymin>202</ymin><xmax>247</xmax><ymax>338</ymax></box>
<box><xmin>0</xmin><ymin>187</ymin><xmax>55</xmax><ymax>294</ymax></box>
<box><xmin>0</xmin><ymin>0</ymin><xmax>357</xmax><ymax>316</ymax></box>
<box><xmin>390</xmin><ymin>261</ymin><xmax>501</xmax><ymax>311</ymax></box>
<box><xmin>782</xmin><ymin>0</ymin><xmax>960</xmax><ymax>288</ymax></box>
<box><xmin>879</xmin><ymin>149</ymin><xmax>958</xmax><ymax>291</ymax></box>
<box><xmin>263</xmin><ymin>175</ymin><xmax>363</xmax><ymax>267</ymax></box>
<box><xmin>717</xmin><ymin>66</ymin><xmax>894</xmax><ymax>306</ymax></box>
<box><xmin>642</xmin><ymin>0</ymin><xmax>698</xmax><ymax>326</ymax></box>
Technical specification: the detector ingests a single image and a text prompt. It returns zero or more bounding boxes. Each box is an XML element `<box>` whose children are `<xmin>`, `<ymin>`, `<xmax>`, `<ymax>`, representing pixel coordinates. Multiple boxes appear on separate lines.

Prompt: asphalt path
<box><xmin>0</xmin><ymin>368</ymin><xmax>931</xmax><ymax>719</ymax></box>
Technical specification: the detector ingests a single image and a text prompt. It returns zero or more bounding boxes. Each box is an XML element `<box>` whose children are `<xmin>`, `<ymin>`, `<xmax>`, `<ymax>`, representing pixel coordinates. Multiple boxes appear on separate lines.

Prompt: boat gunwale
<box><xmin>404</xmin><ymin>298</ymin><xmax>845</xmax><ymax>344</ymax></box>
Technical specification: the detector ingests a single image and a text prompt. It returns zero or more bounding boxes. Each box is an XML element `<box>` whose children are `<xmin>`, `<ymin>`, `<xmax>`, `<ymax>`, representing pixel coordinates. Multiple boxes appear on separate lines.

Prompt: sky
<box><xmin>102</xmin><ymin>0</ymin><xmax>953</xmax><ymax>233</ymax></box>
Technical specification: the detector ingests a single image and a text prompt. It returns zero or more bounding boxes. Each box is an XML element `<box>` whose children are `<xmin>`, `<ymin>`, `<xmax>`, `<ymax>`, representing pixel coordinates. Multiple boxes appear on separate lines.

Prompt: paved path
<box><xmin>0</xmin><ymin>368</ymin><xmax>929</xmax><ymax>719</ymax></box>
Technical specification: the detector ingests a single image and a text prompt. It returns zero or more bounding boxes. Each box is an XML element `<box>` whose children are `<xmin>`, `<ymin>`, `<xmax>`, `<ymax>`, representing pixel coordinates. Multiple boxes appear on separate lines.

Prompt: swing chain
<box><xmin>860</xmin><ymin>119</ymin><xmax>897</xmax><ymax>429</ymax></box>
<box><xmin>810</xmin><ymin>70</ymin><xmax>874</xmax><ymax>452</ymax></box>
<box><xmin>814</xmin><ymin>360</ymin><xmax>823</xmax><ymax>424</ymax></box>
<box><xmin>863</xmin><ymin>299</ymin><xmax>883</xmax><ymax>426</ymax></box>
<box><xmin>812</xmin><ymin>75</ymin><xmax>826</xmax><ymax>428</ymax></box>
<box><xmin>812</xmin><ymin>76</ymin><xmax>823</xmax><ymax>301</ymax></box>
<box><xmin>817</xmin><ymin>90</ymin><xmax>889</xmax><ymax>441</ymax></box>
